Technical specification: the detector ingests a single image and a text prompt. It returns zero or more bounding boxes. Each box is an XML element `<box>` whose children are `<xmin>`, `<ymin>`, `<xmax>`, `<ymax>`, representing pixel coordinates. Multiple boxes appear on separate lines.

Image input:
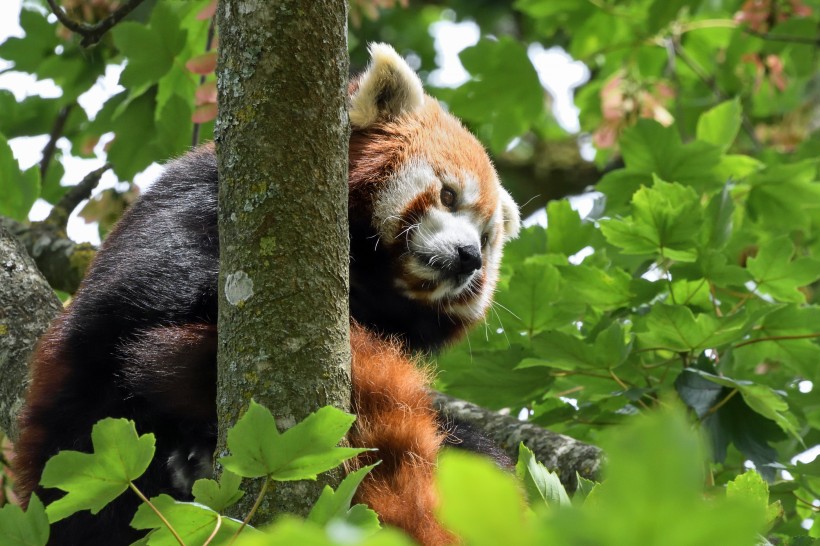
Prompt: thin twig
<box><xmin>45</xmin><ymin>163</ymin><xmax>112</xmax><ymax>229</ymax></box>
<box><xmin>45</xmin><ymin>0</ymin><xmax>147</xmax><ymax>47</ymax></box>
<box><xmin>743</xmin><ymin>27</ymin><xmax>820</xmax><ymax>46</ymax></box>
<box><xmin>40</xmin><ymin>105</ymin><xmax>72</xmax><ymax>180</ymax></box>
<box><xmin>734</xmin><ymin>332</ymin><xmax>820</xmax><ymax>349</ymax></box>
<box><xmin>192</xmin><ymin>18</ymin><xmax>217</xmax><ymax>147</ymax></box>
<box><xmin>706</xmin><ymin>388</ymin><xmax>738</xmax><ymax>415</ymax></box>
<box><xmin>129</xmin><ymin>482</ymin><xmax>187</xmax><ymax>546</ymax></box>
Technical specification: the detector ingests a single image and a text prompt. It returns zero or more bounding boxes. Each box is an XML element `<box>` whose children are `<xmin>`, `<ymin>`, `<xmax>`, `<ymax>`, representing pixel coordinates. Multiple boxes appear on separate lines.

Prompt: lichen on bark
<box><xmin>0</xmin><ymin>225</ymin><xmax>61</xmax><ymax>440</ymax></box>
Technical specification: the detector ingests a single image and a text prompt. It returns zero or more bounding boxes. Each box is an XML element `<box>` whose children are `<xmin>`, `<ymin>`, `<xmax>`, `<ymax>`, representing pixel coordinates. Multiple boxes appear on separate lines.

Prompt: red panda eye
<box><xmin>440</xmin><ymin>188</ymin><xmax>456</xmax><ymax>208</ymax></box>
<box><xmin>481</xmin><ymin>233</ymin><xmax>489</xmax><ymax>247</ymax></box>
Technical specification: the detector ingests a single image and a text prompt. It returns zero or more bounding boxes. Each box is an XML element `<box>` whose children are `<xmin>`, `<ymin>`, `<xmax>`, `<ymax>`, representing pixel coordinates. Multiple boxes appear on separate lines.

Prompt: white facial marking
<box><xmin>372</xmin><ymin>161</ymin><xmax>436</xmax><ymax>241</ymax></box>
<box><xmin>376</xmin><ymin>161</ymin><xmax>513</xmax><ymax>315</ymax></box>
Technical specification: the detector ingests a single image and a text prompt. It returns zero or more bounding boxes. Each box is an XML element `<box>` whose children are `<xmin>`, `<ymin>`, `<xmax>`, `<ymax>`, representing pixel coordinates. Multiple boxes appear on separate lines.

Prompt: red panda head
<box><xmin>348</xmin><ymin>44</ymin><xmax>520</xmax><ymax>332</ymax></box>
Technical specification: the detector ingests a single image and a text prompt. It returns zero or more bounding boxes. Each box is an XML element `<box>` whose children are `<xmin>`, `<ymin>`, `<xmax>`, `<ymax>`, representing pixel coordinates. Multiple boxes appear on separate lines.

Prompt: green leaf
<box><xmin>546</xmin><ymin>200</ymin><xmax>595</xmax><ymax>256</ymax></box>
<box><xmin>675</xmin><ymin>368</ymin><xmax>724</xmax><ymax>418</ymax></box>
<box><xmin>40</xmin><ymin>418</ymin><xmax>155</xmax><ymax>523</ymax></box>
<box><xmin>308</xmin><ymin>464</ymin><xmax>380</xmax><ymax>533</ymax></box>
<box><xmin>0</xmin><ymin>494</ymin><xmax>49</xmax><ymax>546</ymax></box>
<box><xmin>515</xmin><ymin>443</ymin><xmax>571</xmax><ymax>509</ymax></box>
<box><xmin>131</xmin><ymin>494</ymin><xmax>253</xmax><ymax>545</ymax></box>
<box><xmin>0</xmin><ymin>8</ymin><xmax>59</xmax><ymax>73</ymax></box>
<box><xmin>437</xmin><ymin>329</ymin><xmax>552</xmax><ymax>409</ymax></box>
<box><xmin>726</xmin><ymin>471</ymin><xmax>782</xmax><ymax>531</ymax></box>
<box><xmin>112</xmin><ymin>3</ymin><xmax>186</xmax><ymax>95</ymax></box>
<box><xmin>494</xmin><ymin>256</ymin><xmax>580</xmax><ymax>335</ymax></box>
<box><xmin>0</xmin><ymin>94</ymin><xmax>77</xmax><ymax>138</ymax></box>
<box><xmin>559</xmin><ymin>264</ymin><xmax>634</xmax><ymax>310</ymax></box>
<box><xmin>713</xmin><ymin>154</ymin><xmax>764</xmax><ymax>181</ymax></box>
<box><xmin>616</xmin><ymin>120</ymin><xmax>722</xmax><ymax>191</ymax></box>
<box><xmin>571</xmin><ymin>405</ymin><xmax>763</xmax><ymax>546</ymax></box>
<box><xmin>688</xmin><ymin>370</ymin><xmax>801</xmax><ymax>440</ymax></box>
<box><xmin>107</xmin><ymin>91</ymin><xmax>162</xmax><ymax>181</ymax></box>
<box><xmin>636</xmin><ymin>305</ymin><xmax>750</xmax><ymax>352</ymax></box>
<box><xmin>746</xmin><ymin>160</ymin><xmax>820</xmax><ymax>231</ymax></box>
<box><xmin>220</xmin><ymin>402</ymin><xmax>367</xmax><ymax>481</ymax></box>
<box><xmin>155</xmin><ymin>4</ymin><xmax>211</xmax><ymax>120</ymax></box>
<box><xmin>696</xmin><ymin>98</ymin><xmax>742</xmax><ymax>153</ymax></box>
<box><xmin>0</xmin><ymin>133</ymin><xmax>40</xmax><ymax>221</ymax></box>
<box><xmin>522</xmin><ymin>322</ymin><xmax>632</xmax><ymax>371</ymax></box>
<box><xmin>234</xmin><ymin>516</ymin><xmax>413</xmax><ymax>546</ymax></box>
<box><xmin>701</xmin><ymin>185</ymin><xmax>734</xmax><ymax>250</ymax></box>
<box><xmin>747</xmin><ymin>237</ymin><xmax>820</xmax><ymax>303</ymax></box>
<box><xmin>437</xmin><ymin>451</ymin><xmax>534</xmax><ymax>546</ymax></box>
<box><xmin>572</xmin><ymin>474</ymin><xmax>598</xmax><ymax>506</ymax></box>
<box><xmin>449</xmin><ymin>37</ymin><xmax>544</xmax><ymax>152</ymax></box>
<box><xmin>191</xmin><ymin>470</ymin><xmax>244</xmax><ymax>512</ymax></box>
<box><xmin>600</xmin><ymin>177</ymin><xmax>702</xmax><ymax>262</ymax></box>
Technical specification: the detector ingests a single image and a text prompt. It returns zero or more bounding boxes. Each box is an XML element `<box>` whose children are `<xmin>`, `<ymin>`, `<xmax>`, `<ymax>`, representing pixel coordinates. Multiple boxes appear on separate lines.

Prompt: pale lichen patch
<box><xmin>225</xmin><ymin>271</ymin><xmax>254</xmax><ymax>305</ymax></box>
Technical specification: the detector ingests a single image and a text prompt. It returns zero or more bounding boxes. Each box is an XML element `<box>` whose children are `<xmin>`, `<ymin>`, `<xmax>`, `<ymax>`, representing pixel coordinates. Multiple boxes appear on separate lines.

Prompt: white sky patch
<box><xmin>78</xmin><ymin>63</ymin><xmax>125</xmax><ymax>118</ymax></box>
<box><xmin>528</xmin><ymin>43</ymin><xmax>589</xmax><ymax>133</ymax></box>
<box><xmin>428</xmin><ymin>20</ymin><xmax>479</xmax><ymax>88</ymax></box>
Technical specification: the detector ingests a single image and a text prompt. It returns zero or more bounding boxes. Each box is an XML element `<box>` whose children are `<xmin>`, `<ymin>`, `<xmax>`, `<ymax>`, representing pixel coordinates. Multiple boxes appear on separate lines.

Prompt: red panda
<box><xmin>14</xmin><ymin>44</ymin><xmax>520</xmax><ymax>546</ymax></box>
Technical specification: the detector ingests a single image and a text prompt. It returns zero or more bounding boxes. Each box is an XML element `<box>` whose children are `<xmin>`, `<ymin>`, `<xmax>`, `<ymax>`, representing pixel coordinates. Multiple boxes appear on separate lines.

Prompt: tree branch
<box><xmin>39</xmin><ymin>105</ymin><xmax>72</xmax><ymax>181</ymax></box>
<box><xmin>44</xmin><ymin>163</ymin><xmax>111</xmax><ymax>229</ymax></box>
<box><xmin>494</xmin><ymin>138</ymin><xmax>606</xmax><ymax>217</ymax></box>
<box><xmin>431</xmin><ymin>391</ymin><xmax>603</xmax><ymax>491</ymax></box>
<box><xmin>45</xmin><ymin>0</ymin><xmax>147</xmax><ymax>47</ymax></box>
<box><xmin>0</xmin><ymin>225</ymin><xmax>62</xmax><ymax>440</ymax></box>
<box><xmin>0</xmin><ymin>217</ymin><xmax>96</xmax><ymax>295</ymax></box>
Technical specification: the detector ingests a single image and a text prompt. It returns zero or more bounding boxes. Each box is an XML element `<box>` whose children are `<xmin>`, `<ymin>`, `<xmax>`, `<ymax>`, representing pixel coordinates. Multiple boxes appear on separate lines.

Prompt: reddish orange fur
<box><xmin>349</xmin><ymin>323</ymin><xmax>455</xmax><ymax>546</ymax></box>
<box><xmin>349</xmin><ymin>99</ymin><xmax>500</xmax><ymax>221</ymax></box>
<box><xmin>14</xmin><ymin>316</ymin><xmax>72</xmax><ymax>504</ymax></box>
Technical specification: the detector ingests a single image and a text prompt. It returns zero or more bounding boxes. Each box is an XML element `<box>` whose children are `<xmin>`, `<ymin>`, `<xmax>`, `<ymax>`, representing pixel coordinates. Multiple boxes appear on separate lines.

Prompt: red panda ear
<box><xmin>350</xmin><ymin>43</ymin><xmax>424</xmax><ymax>128</ymax></box>
<box><xmin>500</xmin><ymin>188</ymin><xmax>521</xmax><ymax>241</ymax></box>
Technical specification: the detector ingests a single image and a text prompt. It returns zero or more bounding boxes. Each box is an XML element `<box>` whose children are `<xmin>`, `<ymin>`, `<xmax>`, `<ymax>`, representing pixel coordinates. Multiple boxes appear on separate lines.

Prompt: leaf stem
<box><xmin>203</xmin><ymin>514</ymin><xmax>223</xmax><ymax>546</ymax></box>
<box><xmin>706</xmin><ymin>388</ymin><xmax>738</xmax><ymax>415</ymax></box>
<box><xmin>229</xmin><ymin>476</ymin><xmax>271</xmax><ymax>545</ymax></box>
<box><xmin>734</xmin><ymin>332</ymin><xmax>820</xmax><ymax>349</ymax></box>
<box><xmin>128</xmin><ymin>482</ymin><xmax>187</xmax><ymax>546</ymax></box>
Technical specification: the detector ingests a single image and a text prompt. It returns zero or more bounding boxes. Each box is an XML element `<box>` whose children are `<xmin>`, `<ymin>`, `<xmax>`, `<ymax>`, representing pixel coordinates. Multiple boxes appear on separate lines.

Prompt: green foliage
<box><xmin>40</xmin><ymin>418</ymin><xmax>155</xmax><ymax>523</ymax></box>
<box><xmin>307</xmin><ymin>464</ymin><xmax>380</xmax><ymax>533</ymax></box>
<box><xmin>515</xmin><ymin>444</ymin><xmax>571</xmax><ymax>509</ymax></box>
<box><xmin>220</xmin><ymin>401</ymin><xmax>368</xmax><ymax>481</ymax></box>
<box><xmin>0</xmin><ymin>133</ymin><xmax>40</xmax><ymax>221</ymax></box>
<box><xmin>436</xmin><ymin>80</ymin><xmax>820</xmax><ymax>537</ymax></box>
<box><xmin>0</xmin><ymin>494</ymin><xmax>49</xmax><ymax>546</ymax></box>
<box><xmin>192</xmin><ymin>471</ymin><xmax>245</xmax><ymax>512</ymax></box>
<box><xmin>30</xmin><ymin>402</ymin><xmax>372</xmax><ymax>545</ymax></box>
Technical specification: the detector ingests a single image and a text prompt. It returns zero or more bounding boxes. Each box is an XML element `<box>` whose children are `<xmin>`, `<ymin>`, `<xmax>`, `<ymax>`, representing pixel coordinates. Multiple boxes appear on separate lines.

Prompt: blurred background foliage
<box><xmin>1</xmin><ymin>0</ymin><xmax>820</xmax><ymax>542</ymax></box>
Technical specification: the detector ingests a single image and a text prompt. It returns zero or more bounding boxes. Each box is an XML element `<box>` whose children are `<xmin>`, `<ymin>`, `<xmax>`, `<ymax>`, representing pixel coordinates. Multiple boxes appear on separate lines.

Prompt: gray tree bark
<box><xmin>432</xmin><ymin>392</ymin><xmax>603</xmax><ymax>491</ymax></box>
<box><xmin>214</xmin><ymin>0</ymin><xmax>351</xmax><ymax>522</ymax></box>
<box><xmin>0</xmin><ymin>225</ymin><xmax>61</xmax><ymax>441</ymax></box>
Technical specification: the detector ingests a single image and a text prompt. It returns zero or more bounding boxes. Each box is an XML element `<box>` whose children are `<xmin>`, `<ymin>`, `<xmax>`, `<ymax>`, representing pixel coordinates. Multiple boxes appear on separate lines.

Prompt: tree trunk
<box><xmin>214</xmin><ymin>0</ymin><xmax>351</xmax><ymax>523</ymax></box>
<box><xmin>0</xmin><ymin>225</ymin><xmax>61</xmax><ymax>440</ymax></box>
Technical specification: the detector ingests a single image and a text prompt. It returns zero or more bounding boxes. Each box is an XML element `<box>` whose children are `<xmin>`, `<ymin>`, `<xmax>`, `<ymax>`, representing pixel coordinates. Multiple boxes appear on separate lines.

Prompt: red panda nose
<box><xmin>457</xmin><ymin>245</ymin><xmax>482</xmax><ymax>274</ymax></box>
